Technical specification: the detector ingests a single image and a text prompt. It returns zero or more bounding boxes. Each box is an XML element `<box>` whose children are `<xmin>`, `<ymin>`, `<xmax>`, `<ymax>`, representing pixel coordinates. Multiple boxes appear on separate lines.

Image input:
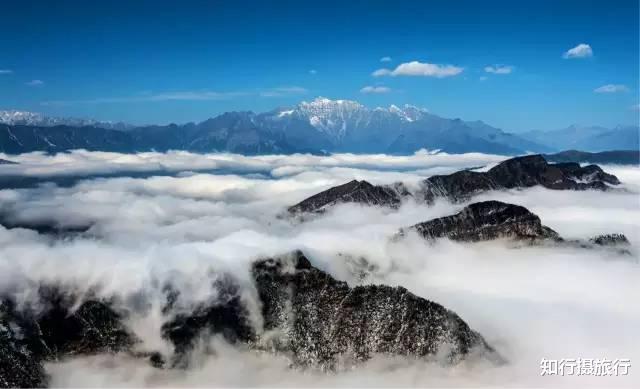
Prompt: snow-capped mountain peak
<box><xmin>0</xmin><ymin>110</ymin><xmax>47</xmax><ymax>126</ymax></box>
<box><xmin>268</xmin><ymin>97</ymin><xmax>431</xmax><ymax>141</ymax></box>
<box><xmin>296</xmin><ymin>97</ymin><xmax>367</xmax><ymax>140</ymax></box>
<box><xmin>398</xmin><ymin>104</ymin><xmax>428</xmax><ymax>122</ymax></box>
<box><xmin>0</xmin><ymin>110</ymin><xmax>132</xmax><ymax>130</ymax></box>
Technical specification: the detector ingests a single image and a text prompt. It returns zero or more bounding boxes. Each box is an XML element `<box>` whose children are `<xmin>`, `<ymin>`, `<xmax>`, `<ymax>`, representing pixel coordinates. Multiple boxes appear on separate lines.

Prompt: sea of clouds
<box><xmin>0</xmin><ymin>150</ymin><xmax>638</xmax><ymax>387</ymax></box>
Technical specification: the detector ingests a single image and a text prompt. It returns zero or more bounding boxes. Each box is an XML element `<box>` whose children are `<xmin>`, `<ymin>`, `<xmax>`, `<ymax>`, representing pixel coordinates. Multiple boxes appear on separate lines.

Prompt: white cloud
<box><xmin>42</xmin><ymin>91</ymin><xmax>247</xmax><ymax>105</ymax></box>
<box><xmin>360</xmin><ymin>85</ymin><xmax>391</xmax><ymax>94</ymax></box>
<box><xmin>0</xmin><ymin>69</ymin><xmax>13</xmax><ymax>75</ymax></box>
<box><xmin>593</xmin><ymin>84</ymin><xmax>629</xmax><ymax>93</ymax></box>
<box><xmin>563</xmin><ymin>43</ymin><xmax>593</xmax><ymax>59</ymax></box>
<box><xmin>479</xmin><ymin>76</ymin><xmax>488</xmax><ymax>81</ymax></box>
<box><xmin>372</xmin><ymin>68</ymin><xmax>392</xmax><ymax>77</ymax></box>
<box><xmin>259</xmin><ymin>86</ymin><xmax>308</xmax><ymax>97</ymax></box>
<box><xmin>373</xmin><ymin>61</ymin><xmax>463</xmax><ymax>78</ymax></box>
<box><xmin>26</xmin><ymin>79</ymin><xmax>44</xmax><ymax>86</ymax></box>
<box><xmin>0</xmin><ymin>150</ymin><xmax>638</xmax><ymax>387</ymax></box>
<box><xmin>43</xmin><ymin>87</ymin><xmax>307</xmax><ymax>106</ymax></box>
<box><xmin>380</xmin><ymin>56</ymin><xmax>392</xmax><ymax>63</ymax></box>
<box><xmin>484</xmin><ymin>65</ymin><xmax>514</xmax><ymax>74</ymax></box>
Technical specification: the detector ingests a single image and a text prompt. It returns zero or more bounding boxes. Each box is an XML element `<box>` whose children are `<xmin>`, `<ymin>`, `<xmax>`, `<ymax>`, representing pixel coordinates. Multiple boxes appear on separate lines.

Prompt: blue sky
<box><xmin>0</xmin><ymin>0</ymin><xmax>638</xmax><ymax>131</ymax></box>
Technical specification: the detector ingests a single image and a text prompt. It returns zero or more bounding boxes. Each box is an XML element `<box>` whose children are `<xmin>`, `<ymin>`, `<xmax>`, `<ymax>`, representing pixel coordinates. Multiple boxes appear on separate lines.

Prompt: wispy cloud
<box><xmin>563</xmin><ymin>43</ymin><xmax>593</xmax><ymax>59</ymax></box>
<box><xmin>372</xmin><ymin>68</ymin><xmax>392</xmax><ymax>77</ymax></box>
<box><xmin>259</xmin><ymin>86</ymin><xmax>307</xmax><ymax>97</ymax></box>
<box><xmin>0</xmin><ymin>69</ymin><xmax>13</xmax><ymax>75</ymax></box>
<box><xmin>373</xmin><ymin>61</ymin><xmax>463</xmax><ymax>78</ymax></box>
<box><xmin>309</xmin><ymin>69</ymin><xmax>317</xmax><ymax>75</ymax></box>
<box><xmin>594</xmin><ymin>84</ymin><xmax>629</xmax><ymax>93</ymax></box>
<box><xmin>479</xmin><ymin>76</ymin><xmax>488</xmax><ymax>81</ymax></box>
<box><xmin>360</xmin><ymin>85</ymin><xmax>391</xmax><ymax>94</ymax></box>
<box><xmin>484</xmin><ymin>65</ymin><xmax>514</xmax><ymax>74</ymax></box>
<box><xmin>43</xmin><ymin>91</ymin><xmax>246</xmax><ymax>106</ymax></box>
<box><xmin>26</xmin><ymin>79</ymin><xmax>44</xmax><ymax>86</ymax></box>
<box><xmin>42</xmin><ymin>87</ymin><xmax>307</xmax><ymax>106</ymax></box>
<box><xmin>380</xmin><ymin>56</ymin><xmax>392</xmax><ymax>63</ymax></box>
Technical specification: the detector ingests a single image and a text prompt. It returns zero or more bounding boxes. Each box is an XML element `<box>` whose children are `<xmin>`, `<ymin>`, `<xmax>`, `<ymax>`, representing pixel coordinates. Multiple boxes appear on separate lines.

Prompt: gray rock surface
<box><xmin>252</xmin><ymin>251</ymin><xmax>499</xmax><ymax>370</ymax></box>
<box><xmin>399</xmin><ymin>201</ymin><xmax>560</xmax><ymax>242</ymax></box>
<box><xmin>287</xmin><ymin>155</ymin><xmax>621</xmax><ymax>214</ymax></box>
<box><xmin>418</xmin><ymin>155</ymin><xmax>620</xmax><ymax>203</ymax></box>
<box><xmin>288</xmin><ymin>180</ymin><xmax>409</xmax><ymax>215</ymax></box>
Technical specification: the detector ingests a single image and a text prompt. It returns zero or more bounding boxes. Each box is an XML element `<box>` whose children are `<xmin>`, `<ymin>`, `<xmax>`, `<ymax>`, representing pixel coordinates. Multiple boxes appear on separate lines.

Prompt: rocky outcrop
<box><xmin>1</xmin><ymin>252</ymin><xmax>499</xmax><ymax>384</ymax></box>
<box><xmin>395</xmin><ymin>201</ymin><xmax>632</xmax><ymax>255</ymax></box>
<box><xmin>0</xmin><ymin>301</ymin><xmax>48</xmax><ymax>388</ymax></box>
<box><xmin>161</xmin><ymin>280</ymin><xmax>255</xmax><ymax>360</ymax></box>
<box><xmin>418</xmin><ymin>155</ymin><xmax>620</xmax><ymax>203</ymax></box>
<box><xmin>287</xmin><ymin>180</ymin><xmax>409</xmax><ymax>215</ymax></box>
<box><xmin>287</xmin><ymin>155</ymin><xmax>621</xmax><ymax>214</ymax></box>
<box><xmin>589</xmin><ymin>233</ymin><xmax>630</xmax><ymax>247</ymax></box>
<box><xmin>399</xmin><ymin>201</ymin><xmax>560</xmax><ymax>242</ymax></box>
<box><xmin>161</xmin><ymin>251</ymin><xmax>500</xmax><ymax>369</ymax></box>
<box><xmin>0</xmin><ymin>288</ymin><xmax>136</xmax><ymax>388</ymax></box>
<box><xmin>543</xmin><ymin>150</ymin><xmax>640</xmax><ymax>166</ymax></box>
<box><xmin>252</xmin><ymin>251</ymin><xmax>499</xmax><ymax>369</ymax></box>
<box><xmin>32</xmin><ymin>288</ymin><xmax>135</xmax><ymax>358</ymax></box>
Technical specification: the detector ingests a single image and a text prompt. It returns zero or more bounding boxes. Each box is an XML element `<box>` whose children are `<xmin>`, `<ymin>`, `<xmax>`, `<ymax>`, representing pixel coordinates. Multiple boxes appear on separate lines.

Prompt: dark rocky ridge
<box><xmin>0</xmin><ymin>252</ymin><xmax>499</xmax><ymax>386</ymax></box>
<box><xmin>394</xmin><ymin>201</ymin><xmax>631</xmax><ymax>254</ymax></box>
<box><xmin>418</xmin><ymin>155</ymin><xmax>619</xmax><ymax>203</ymax></box>
<box><xmin>288</xmin><ymin>155</ymin><xmax>621</xmax><ymax>214</ymax></box>
<box><xmin>0</xmin><ymin>288</ymin><xmax>136</xmax><ymax>388</ymax></box>
<box><xmin>400</xmin><ymin>201</ymin><xmax>560</xmax><ymax>242</ymax></box>
<box><xmin>543</xmin><ymin>150</ymin><xmax>640</xmax><ymax>166</ymax></box>
<box><xmin>1</xmin><ymin>301</ymin><xmax>48</xmax><ymax>388</ymax></box>
<box><xmin>288</xmin><ymin>180</ymin><xmax>409</xmax><ymax>215</ymax></box>
<box><xmin>252</xmin><ymin>251</ymin><xmax>499</xmax><ymax>369</ymax></box>
<box><xmin>588</xmin><ymin>233</ymin><xmax>630</xmax><ymax>247</ymax></box>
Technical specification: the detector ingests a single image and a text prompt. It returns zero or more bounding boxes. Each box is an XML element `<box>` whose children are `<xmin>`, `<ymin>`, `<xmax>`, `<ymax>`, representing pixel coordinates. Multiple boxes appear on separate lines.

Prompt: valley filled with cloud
<box><xmin>0</xmin><ymin>150</ymin><xmax>638</xmax><ymax>387</ymax></box>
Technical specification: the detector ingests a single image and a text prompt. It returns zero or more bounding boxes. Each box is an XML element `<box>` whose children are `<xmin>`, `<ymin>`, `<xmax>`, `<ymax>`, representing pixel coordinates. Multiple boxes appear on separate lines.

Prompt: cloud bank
<box><xmin>0</xmin><ymin>150</ymin><xmax>638</xmax><ymax>387</ymax></box>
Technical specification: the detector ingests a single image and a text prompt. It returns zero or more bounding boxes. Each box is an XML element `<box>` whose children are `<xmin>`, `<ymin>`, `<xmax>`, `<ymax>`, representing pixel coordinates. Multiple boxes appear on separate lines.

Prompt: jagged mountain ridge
<box><xmin>543</xmin><ymin>149</ymin><xmax>640</xmax><ymax>165</ymax></box>
<box><xmin>394</xmin><ymin>200</ymin><xmax>631</xmax><ymax>254</ymax></box>
<box><xmin>399</xmin><ymin>201</ymin><xmax>561</xmax><ymax>242</ymax></box>
<box><xmin>0</xmin><ymin>98</ymin><xmax>552</xmax><ymax>154</ymax></box>
<box><xmin>0</xmin><ymin>249</ymin><xmax>500</xmax><ymax>386</ymax></box>
<box><xmin>288</xmin><ymin>155</ymin><xmax>621</xmax><ymax>214</ymax></box>
<box><xmin>0</xmin><ymin>110</ymin><xmax>132</xmax><ymax>130</ymax></box>
<box><xmin>1</xmin><ymin>198</ymin><xmax>630</xmax><ymax>386</ymax></box>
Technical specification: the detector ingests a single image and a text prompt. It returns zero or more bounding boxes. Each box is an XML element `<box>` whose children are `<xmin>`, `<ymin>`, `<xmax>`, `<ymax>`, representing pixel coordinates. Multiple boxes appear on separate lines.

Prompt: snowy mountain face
<box><xmin>262</xmin><ymin>97</ymin><xmax>548</xmax><ymax>154</ymax></box>
<box><xmin>269</xmin><ymin>97</ymin><xmax>429</xmax><ymax>144</ymax></box>
<box><xmin>0</xmin><ymin>110</ymin><xmax>132</xmax><ymax>130</ymax></box>
<box><xmin>6</xmin><ymin>98</ymin><xmax>625</xmax><ymax>155</ymax></box>
<box><xmin>294</xmin><ymin>98</ymin><xmax>368</xmax><ymax>141</ymax></box>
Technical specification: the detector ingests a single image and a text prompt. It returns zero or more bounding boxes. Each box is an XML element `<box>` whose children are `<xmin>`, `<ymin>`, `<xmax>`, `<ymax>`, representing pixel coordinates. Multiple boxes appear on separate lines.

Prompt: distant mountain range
<box><xmin>0</xmin><ymin>110</ymin><xmax>132</xmax><ymax>131</ymax></box>
<box><xmin>521</xmin><ymin>125</ymin><xmax>640</xmax><ymax>153</ymax></box>
<box><xmin>543</xmin><ymin>150</ymin><xmax>640</xmax><ymax>165</ymax></box>
<box><xmin>1</xmin><ymin>99</ymin><xmax>637</xmax><ymax>155</ymax></box>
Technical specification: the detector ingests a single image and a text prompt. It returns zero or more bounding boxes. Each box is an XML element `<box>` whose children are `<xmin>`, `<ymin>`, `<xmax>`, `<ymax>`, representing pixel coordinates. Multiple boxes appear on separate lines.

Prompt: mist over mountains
<box><xmin>2</xmin><ymin>98</ymin><xmax>637</xmax><ymax>155</ymax></box>
<box><xmin>0</xmin><ymin>150</ymin><xmax>638</xmax><ymax>387</ymax></box>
